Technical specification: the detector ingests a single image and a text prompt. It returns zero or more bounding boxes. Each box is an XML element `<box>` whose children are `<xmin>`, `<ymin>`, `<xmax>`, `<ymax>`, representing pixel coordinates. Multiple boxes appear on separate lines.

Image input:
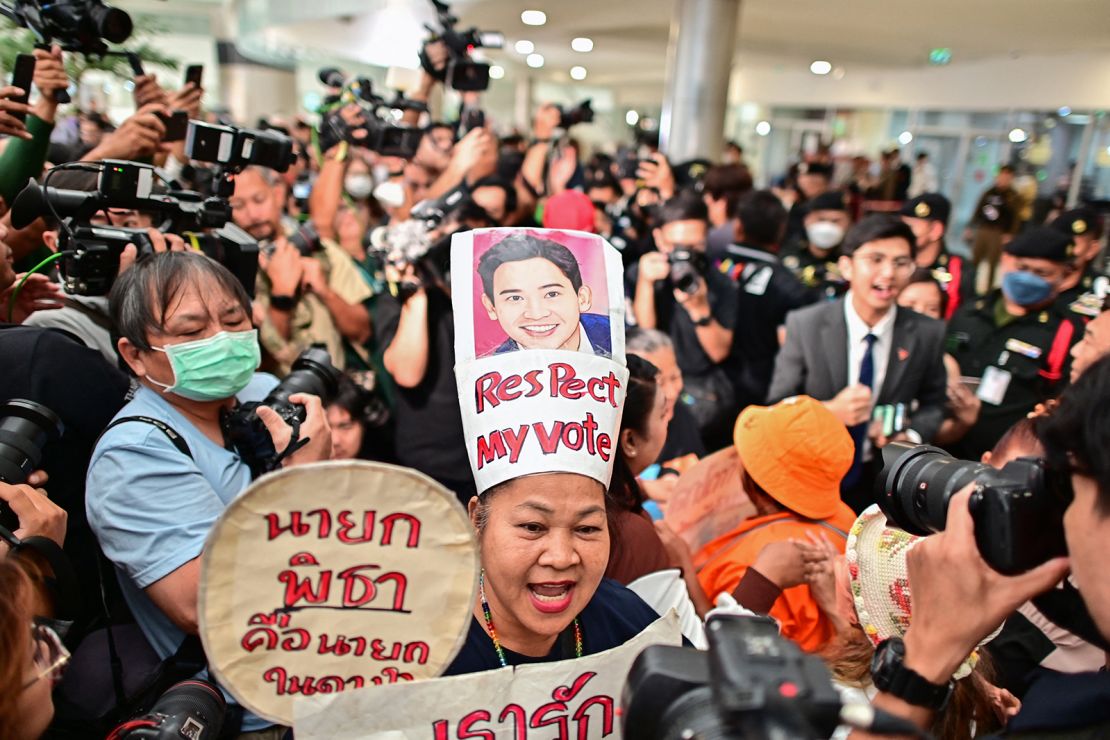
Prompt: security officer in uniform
<box><xmin>783</xmin><ymin>161</ymin><xmax>834</xmax><ymax>244</ymax></box>
<box><xmin>900</xmin><ymin>193</ymin><xmax>977</xmax><ymax>320</ymax></box>
<box><xmin>781</xmin><ymin>190</ymin><xmax>852</xmax><ymax>302</ymax></box>
<box><xmin>967</xmin><ymin>164</ymin><xmax>1021</xmax><ymax>292</ymax></box>
<box><xmin>1051</xmin><ymin>206</ymin><xmax>1107</xmax><ymax>323</ymax></box>
<box><xmin>947</xmin><ymin>226</ymin><xmax>1082</xmax><ymax>459</ymax></box>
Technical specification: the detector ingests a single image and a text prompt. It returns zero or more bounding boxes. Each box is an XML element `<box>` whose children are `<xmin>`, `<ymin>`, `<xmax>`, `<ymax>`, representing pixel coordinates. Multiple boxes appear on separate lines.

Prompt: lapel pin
<box><xmin>898</xmin><ymin>347</ymin><xmax>910</xmax><ymax>361</ymax></box>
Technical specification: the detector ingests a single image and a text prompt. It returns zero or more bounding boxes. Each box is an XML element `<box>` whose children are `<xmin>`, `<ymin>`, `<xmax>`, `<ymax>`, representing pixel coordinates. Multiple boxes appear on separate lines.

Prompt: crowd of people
<box><xmin>1</xmin><ymin>36</ymin><xmax>1110</xmax><ymax>740</ymax></box>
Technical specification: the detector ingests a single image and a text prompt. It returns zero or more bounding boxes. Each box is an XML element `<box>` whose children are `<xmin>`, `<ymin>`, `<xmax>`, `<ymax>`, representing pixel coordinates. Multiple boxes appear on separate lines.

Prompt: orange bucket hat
<box><xmin>733</xmin><ymin>395</ymin><xmax>854</xmax><ymax>519</ymax></box>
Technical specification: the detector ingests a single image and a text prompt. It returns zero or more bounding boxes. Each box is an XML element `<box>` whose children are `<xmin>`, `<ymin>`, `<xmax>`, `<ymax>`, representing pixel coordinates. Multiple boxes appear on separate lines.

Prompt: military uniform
<box><xmin>947</xmin><ymin>226</ymin><xmax>1083</xmax><ymax>458</ymax></box>
<box><xmin>1051</xmin><ymin>208</ymin><xmax>1108</xmax><ymax>325</ymax></box>
<box><xmin>781</xmin><ymin>243</ymin><xmax>847</xmax><ymax>302</ymax></box>
<box><xmin>900</xmin><ymin>194</ymin><xmax>977</xmax><ymax>320</ymax></box>
<box><xmin>971</xmin><ymin>183</ymin><xmax>1021</xmax><ymax>289</ymax></box>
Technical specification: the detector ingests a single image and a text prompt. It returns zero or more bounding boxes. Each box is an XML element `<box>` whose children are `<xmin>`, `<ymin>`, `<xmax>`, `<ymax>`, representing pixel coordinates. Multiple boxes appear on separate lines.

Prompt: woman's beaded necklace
<box><xmin>478</xmin><ymin>568</ymin><xmax>582</xmax><ymax>667</ymax></box>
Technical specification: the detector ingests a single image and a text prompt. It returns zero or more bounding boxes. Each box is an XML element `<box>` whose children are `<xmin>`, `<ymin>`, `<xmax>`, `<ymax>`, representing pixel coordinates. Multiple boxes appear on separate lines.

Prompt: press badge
<box><xmin>977</xmin><ymin>366</ymin><xmax>1012</xmax><ymax>405</ymax></box>
<box><xmin>1005</xmin><ymin>338</ymin><xmax>1042</xmax><ymax>359</ymax></box>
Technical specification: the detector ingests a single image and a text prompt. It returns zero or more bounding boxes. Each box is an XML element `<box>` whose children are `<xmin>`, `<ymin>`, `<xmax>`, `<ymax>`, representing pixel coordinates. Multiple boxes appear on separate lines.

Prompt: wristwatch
<box><xmin>870</xmin><ymin>637</ymin><xmax>954</xmax><ymax>711</ymax></box>
<box><xmin>270</xmin><ymin>294</ymin><xmax>297</xmax><ymax>312</ymax></box>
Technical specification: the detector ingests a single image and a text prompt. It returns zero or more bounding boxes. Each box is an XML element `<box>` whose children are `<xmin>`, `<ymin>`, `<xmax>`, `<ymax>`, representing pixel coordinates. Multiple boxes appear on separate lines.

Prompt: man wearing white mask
<box><xmin>781</xmin><ymin>191</ymin><xmax>853</xmax><ymax>302</ymax></box>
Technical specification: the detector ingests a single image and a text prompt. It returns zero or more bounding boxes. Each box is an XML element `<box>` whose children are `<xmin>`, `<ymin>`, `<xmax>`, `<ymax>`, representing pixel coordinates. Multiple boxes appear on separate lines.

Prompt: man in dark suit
<box><xmin>768</xmin><ymin>215</ymin><xmax>948</xmax><ymax>512</ymax></box>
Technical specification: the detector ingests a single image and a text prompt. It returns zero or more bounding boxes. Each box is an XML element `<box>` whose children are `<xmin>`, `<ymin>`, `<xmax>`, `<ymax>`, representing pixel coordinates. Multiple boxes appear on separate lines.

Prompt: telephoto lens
<box><xmin>875</xmin><ymin>443</ymin><xmax>985</xmax><ymax>536</ymax></box>
<box><xmin>0</xmin><ymin>399</ymin><xmax>65</xmax><ymax>532</ymax></box>
<box><xmin>109</xmin><ymin>679</ymin><xmax>226</xmax><ymax>739</ymax></box>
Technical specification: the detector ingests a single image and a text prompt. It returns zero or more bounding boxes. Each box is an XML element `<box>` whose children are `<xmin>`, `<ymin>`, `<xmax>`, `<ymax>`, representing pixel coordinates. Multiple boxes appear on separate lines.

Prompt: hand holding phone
<box><xmin>156</xmin><ymin>109</ymin><xmax>189</xmax><ymax>142</ymax></box>
<box><xmin>9</xmin><ymin>54</ymin><xmax>35</xmax><ymax>123</ymax></box>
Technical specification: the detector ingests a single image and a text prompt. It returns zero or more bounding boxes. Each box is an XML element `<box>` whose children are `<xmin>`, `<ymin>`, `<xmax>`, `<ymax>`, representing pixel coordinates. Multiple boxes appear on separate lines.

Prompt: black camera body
<box><xmin>1</xmin><ymin>0</ymin><xmax>131</xmax><ymax>56</ymax></box>
<box><xmin>222</xmin><ymin>347</ymin><xmax>341</xmax><ymax>479</ymax></box>
<box><xmin>669</xmin><ymin>248</ymin><xmax>707</xmax><ymax>295</ymax></box>
<box><xmin>421</xmin><ymin>0</ymin><xmax>502</xmax><ymax>92</ymax></box>
<box><xmin>110</xmin><ymin>679</ymin><xmax>226</xmax><ymax>740</ymax></box>
<box><xmin>316</xmin><ymin>76</ymin><xmax>425</xmax><ymax>159</ymax></box>
<box><xmin>558</xmin><ymin>99</ymin><xmax>595</xmax><ymax>130</ymax></box>
<box><xmin>623</xmin><ymin>616</ymin><xmax>842</xmax><ymax>740</ymax></box>
<box><xmin>877</xmin><ymin>443</ymin><xmax>1070</xmax><ymax>575</ymax></box>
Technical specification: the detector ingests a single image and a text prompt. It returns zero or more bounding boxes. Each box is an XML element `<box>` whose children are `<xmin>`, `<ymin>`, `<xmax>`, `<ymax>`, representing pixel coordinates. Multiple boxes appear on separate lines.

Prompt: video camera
<box><xmin>315</xmin><ymin>71</ymin><xmax>425</xmax><ymax>159</ymax></box>
<box><xmin>11</xmin><ymin>160</ymin><xmax>261</xmax><ymax>297</ymax></box>
<box><xmin>877</xmin><ymin>442</ymin><xmax>1070</xmax><ymax>576</ymax></box>
<box><xmin>420</xmin><ymin>0</ymin><xmax>503</xmax><ymax>92</ymax></box>
<box><xmin>222</xmin><ymin>346</ymin><xmax>342</xmax><ymax>479</ymax></box>
<box><xmin>0</xmin><ymin>0</ymin><xmax>131</xmax><ymax>56</ymax></box>
<box><xmin>623</xmin><ymin>616</ymin><xmax>843</xmax><ymax>739</ymax></box>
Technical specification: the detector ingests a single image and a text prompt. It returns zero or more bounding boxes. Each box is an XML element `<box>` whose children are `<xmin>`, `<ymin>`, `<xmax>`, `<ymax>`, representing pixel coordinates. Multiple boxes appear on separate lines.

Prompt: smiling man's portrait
<box><xmin>476</xmin><ymin>233</ymin><xmax>612</xmax><ymax>357</ymax></box>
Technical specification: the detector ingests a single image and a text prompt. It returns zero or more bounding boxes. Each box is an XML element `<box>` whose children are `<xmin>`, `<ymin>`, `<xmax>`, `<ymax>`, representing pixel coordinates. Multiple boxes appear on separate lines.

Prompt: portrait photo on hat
<box><xmin>457</xmin><ymin>229</ymin><xmax>625</xmax><ymax>361</ymax></box>
<box><xmin>452</xmin><ymin>228</ymin><xmax>630</xmax><ymax>494</ymax></box>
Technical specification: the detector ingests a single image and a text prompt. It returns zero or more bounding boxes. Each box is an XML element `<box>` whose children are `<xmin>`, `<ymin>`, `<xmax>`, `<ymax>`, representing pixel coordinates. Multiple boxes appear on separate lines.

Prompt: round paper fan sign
<box><xmin>198</xmin><ymin>461</ymin><xmax>479</xmax><ymax>725</ymax></box>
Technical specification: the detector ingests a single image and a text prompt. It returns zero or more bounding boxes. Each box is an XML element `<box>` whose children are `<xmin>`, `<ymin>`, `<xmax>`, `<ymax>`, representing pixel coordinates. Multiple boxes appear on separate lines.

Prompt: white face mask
<box><xmin>344</xmin><ymin>174</ymin><xmax>374</xmax><ymax>199</ymax></box>
<box><xmin>806</xmin><ymin>221</ymin><xmax>846</xmax><ymax>251</ymax></box>
<box><xmin>373</xmin><ymin>180</ymin><xmax>405</xmax><ymax>209</ymax></box>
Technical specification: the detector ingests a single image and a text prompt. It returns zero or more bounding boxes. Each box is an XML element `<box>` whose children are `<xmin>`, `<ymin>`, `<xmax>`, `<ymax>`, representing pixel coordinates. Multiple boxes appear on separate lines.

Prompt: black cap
<box><xmin>805</xmin><ymin>191</ymin><xmax>849</xmax><ymax>214</ymax></box>
<box><xmin>796</xmin><ymin>161</ymin><xmax>833</xmax><ymax>178</ymax></box>
<box><xmin>1004</xmin><ymin>226</ymin><xmax>1077</xmax><ymax>263</ymax></box>
<box><xmin>673</xmin><ymin>158</ymin><xmax>712</xmax><ymax>190</ymax></box>
<box><xmin>1051</xmin><ymin>207</ymin><xmax>1103</xmax><ymax>240</ymax></box>
<box><xmin>900</xmin><ymin>193</ymin><xmax>951</xmax><ymax>226</ymax></box>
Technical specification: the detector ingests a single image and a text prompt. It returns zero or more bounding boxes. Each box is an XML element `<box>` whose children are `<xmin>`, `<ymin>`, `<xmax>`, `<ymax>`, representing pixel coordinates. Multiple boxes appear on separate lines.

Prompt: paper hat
<box><xmin>452</xmin><ymin>228</ymin><xmax>629</xmax><ymax>494</ymax></box>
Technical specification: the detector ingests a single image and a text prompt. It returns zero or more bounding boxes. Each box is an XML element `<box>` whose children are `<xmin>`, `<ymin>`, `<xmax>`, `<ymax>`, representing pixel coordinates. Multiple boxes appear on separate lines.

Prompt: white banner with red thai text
<box><xmin>293</xmin><ymin>610</ymin><xmax>682</xmax><ymax>739</ymax></box>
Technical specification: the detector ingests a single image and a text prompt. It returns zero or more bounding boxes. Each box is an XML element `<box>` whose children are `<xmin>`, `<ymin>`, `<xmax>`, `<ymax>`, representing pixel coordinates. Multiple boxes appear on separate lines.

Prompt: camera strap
<box><xmin>96</xmin><ymin>416</ymin><xmax>194</xmax><ymax>459</ymax></box>
<box><xmin>270</xmin><ymin>416</ymin><xmax>309</xmax><ymax>471</ymax></box>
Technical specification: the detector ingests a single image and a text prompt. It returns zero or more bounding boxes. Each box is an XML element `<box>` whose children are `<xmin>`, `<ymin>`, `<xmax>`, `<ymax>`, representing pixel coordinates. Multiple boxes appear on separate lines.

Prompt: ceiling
<box><xmin>117</xmin><ymin>0</ymin><xmax>1110</xmax><ymax>99</ymax></box>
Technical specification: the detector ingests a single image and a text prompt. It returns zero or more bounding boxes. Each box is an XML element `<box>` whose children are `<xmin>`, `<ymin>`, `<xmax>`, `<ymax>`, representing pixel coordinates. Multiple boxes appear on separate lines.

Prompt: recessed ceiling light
<box><xmin>514</xmin><ymin>39</ymin><xmax>535</xmax><ymax>54</ymax></box>
<box><xmin>810</xmin><ymin>60</ymin><xmax>832</xmax><ymax>75</ymax></box>
<box><xmin>1008</xmin><ymin>128</ymin><xmax>1028</xmax><ymax>143</ymax></box>
<box><xmin>1058</xmin><ymin>106</ymin><xmax>1072</xmax><ymax>117</ymax></box>
<box><xmin>569</xmin><ymin>65</ymin><xmax>587</xmax><ymax>80</ymax></box>
<box><xmin>626</xmin><ymin>110</ymin><xmax>639</xmax><ymax>126</ymax></box>
<box><xmin>521</xmin><ymin>10</ymin><xmax>546</xmax><ymax>26</ymax></box>
<box><xmin>526</xmin><ymin>53</ymin><xmax>545</xmax><ymax>69</ymax></box>
<box><xmin>898</xmin><ymin>131</ymin><xmax>914</xmax><ymax>145</ymax></box>
<box><xmin>489</xmin><ymin>65</ymin><xmax>505</xmax><ymax>80</ymax></box>
<box><xmin>756</xmin><ymin>120</ymin><xmax>771</xmax><ymax>136</ymax></box>
<box><xmin>571</xmin><ymin>37</ymin><xmax>593</xmax><ymax>53</ymax></box>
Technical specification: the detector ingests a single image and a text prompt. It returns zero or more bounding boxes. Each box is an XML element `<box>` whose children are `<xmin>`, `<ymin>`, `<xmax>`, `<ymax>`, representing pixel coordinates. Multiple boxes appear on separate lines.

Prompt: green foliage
<box><xmin>0</xmin><ymin>15</ymin><xmax>179</xmax><ymax>83</ymax></box>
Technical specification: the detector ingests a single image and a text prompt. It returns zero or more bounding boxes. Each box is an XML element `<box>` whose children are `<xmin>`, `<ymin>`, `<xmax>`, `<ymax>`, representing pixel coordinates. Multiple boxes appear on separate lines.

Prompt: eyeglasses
<box><xmin>854</xmin><ymin>252</ymin><xmax>915</xmax><ymax>272</ymax></box>
<box><xmin>22</xmin><ymin>623</ymin><xmax>70</xmax><ymax>690</ymax></box>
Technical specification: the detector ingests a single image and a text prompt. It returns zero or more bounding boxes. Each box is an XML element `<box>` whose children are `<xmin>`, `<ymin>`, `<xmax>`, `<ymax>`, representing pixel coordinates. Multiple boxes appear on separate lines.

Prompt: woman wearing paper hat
<box><xmin>803</xmin><ymin>506</ymin><xmax>1016</xmax><ymax>737</ymax></box>
<box><xmin>446</xmin><ymin>228</ymin><xmax>663</xmax><ymax>674</ymax></box>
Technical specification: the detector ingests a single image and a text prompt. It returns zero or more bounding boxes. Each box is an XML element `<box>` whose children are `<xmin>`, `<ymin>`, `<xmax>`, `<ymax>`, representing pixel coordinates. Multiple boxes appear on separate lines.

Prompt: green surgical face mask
<box><xmin>147</xmin><ymin>329</ymin><xmax>261</xmax><ymax>402</ymax></box>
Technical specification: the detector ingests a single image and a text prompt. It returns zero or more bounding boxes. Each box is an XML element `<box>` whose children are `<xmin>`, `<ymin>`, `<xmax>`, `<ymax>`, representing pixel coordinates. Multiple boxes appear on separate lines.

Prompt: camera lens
<box><xmin>90</xmin><ymin>5</ymin><xmax>133</xmax><ymax>44</ymax></box>
<box><xmin>0</xmin><ymin>400</ymin><xmax>65</xmax><ymax>485</ymax></box>
<box><xmin>147</xmin><ymin>680</ymin><xmax>226</xmax><ymax>736</ymax></box>
<box><xmin>266</xmin><ymin>346</ymin><xmax>342</xmax><ymax>410</ymax></box>
<box><xmin>876</xmin><ymin>442</ymin><xmax>986</xmax><ymax>535</ymax></box>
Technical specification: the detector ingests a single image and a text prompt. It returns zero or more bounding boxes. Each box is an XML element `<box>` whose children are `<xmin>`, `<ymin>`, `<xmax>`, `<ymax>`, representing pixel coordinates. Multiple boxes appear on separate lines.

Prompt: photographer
<box><xmin>375</xmin><ymin>252</ymin><xmax>472</xmax><ymax>505</ymax></box>
<box><xmin>230</xmin><ymin>165</ymin><xmax>373</xmax><ymax>375</ymax></box>
<box><xmin>855</xmin><ymin>355</ymin><xmax>1110</xmax><ymax>736</ymax></box>
<box><xmin>85</xmin><ymin>251</ymin><xmax>331</xmax><ymax>734</ymax></box>
<box><xmin>632</xmin><ymin>190</ymin><xmax>738</xmax><ymax>447</ymax></box>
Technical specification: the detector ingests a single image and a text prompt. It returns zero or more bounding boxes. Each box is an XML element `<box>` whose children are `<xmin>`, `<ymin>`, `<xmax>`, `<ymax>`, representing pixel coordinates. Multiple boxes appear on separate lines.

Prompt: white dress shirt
<box><xmin>844</xmin><ymin>292</ymin><xmax>896</xmax><ymax>401</ymax></box>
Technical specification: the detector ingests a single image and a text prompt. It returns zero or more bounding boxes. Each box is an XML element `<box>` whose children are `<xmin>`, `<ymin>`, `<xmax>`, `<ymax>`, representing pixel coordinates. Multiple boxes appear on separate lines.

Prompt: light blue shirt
<box><xmin>86</xmin><ymin>374</ymin><xmax>279</xmax><ymax>731</ymax></box>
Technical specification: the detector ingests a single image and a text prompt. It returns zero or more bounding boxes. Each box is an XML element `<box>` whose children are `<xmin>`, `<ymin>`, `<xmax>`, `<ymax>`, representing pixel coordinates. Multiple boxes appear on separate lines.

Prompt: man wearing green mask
<box><xmin>946</xmin><ymin>226</ymin><xmax>1082</xmax><ymax>459</ymax></box>
<box><xmin>86</xmin><ymin>251</ymin><xmax>332</xmax><ymax>736</ymax></box>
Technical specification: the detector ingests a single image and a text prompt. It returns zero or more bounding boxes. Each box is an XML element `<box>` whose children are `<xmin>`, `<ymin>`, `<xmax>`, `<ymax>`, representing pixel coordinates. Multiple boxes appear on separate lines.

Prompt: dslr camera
<box><xmin>0</xmin><ymin>399</ymin><xmax>64</xmax><ymax>534</ymax></box>
<box><xmin>877</xmin><ymin>442</ymin><xmax>1071</xmax><ymax>575</ymax></box>
<box><xmin>623</xmin><ymin>616</ymin><xmax>842</xmax><ymax>739</ymax></box>
<box><xmin>558</xmin><ymin>99</ymin><xmax>594</xmax><ymax>130</ymax></box>
<box><xmin>315</xmin><ymin>72</ymin><xmax>425</xmax><ymax>160</ymax></box>
<box><xmin>222</xmin><ymin>346</ymin><xmax>342</xmax><ymax>479</ymax></box>
<box><xmin>420</xmin><ymin>0</ymin><xmax>503</xmax><ymax>92</ymax></box>
<box><xmin>11</xmin><ymin>158</ymin><xmax>262</xmax><ymax>297</ymax></box>
<box><xmin>108</xmin><ymin>679</ymin><xmax>225</xmax><ymax>740</ymax></box>
<box><xmin>668</xmin><ymin>247</ymin><xmax>708</xmax><ymax>295</ymax></box>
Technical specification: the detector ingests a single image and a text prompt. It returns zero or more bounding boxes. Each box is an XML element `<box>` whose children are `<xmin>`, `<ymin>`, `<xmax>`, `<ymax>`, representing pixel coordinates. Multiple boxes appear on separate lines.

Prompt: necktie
<box><xmin>844</xmin><ymin>333</ymin><xmax>877</xmax><ymax>489</ymax></box>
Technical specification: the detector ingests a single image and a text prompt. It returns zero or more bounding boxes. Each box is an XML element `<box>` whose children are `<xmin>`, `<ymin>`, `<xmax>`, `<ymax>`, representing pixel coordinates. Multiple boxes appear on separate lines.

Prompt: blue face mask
<box><xmin>1001</xmin><ymin>271</ymin><xmax>1054</xmax><ymax>307</ymax></box>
